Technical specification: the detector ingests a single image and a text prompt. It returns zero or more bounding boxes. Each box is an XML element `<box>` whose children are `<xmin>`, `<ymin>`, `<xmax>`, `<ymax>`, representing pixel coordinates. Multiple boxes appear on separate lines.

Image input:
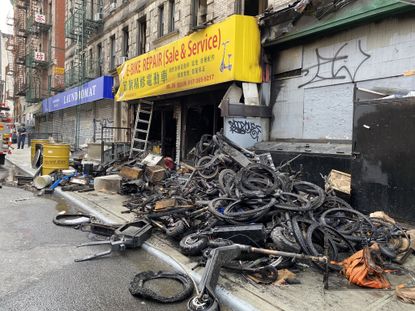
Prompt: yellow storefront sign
<box><xmin>116</xmin><ymin>15</ymin><xmax>262</xmax><ymax>101</ymax></box>
<box><xmin>54</xmin><ymin>67</ymin><xmax>65</xmax><ymax>75</ymax></box>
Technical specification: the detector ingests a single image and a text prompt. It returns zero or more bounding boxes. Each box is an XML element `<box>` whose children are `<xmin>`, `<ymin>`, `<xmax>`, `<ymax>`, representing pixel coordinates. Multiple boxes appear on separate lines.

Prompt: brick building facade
<box><xmin>40</xmin><ymin>0</ymin><xmax>270</xmax><ymax>153</ymax></box>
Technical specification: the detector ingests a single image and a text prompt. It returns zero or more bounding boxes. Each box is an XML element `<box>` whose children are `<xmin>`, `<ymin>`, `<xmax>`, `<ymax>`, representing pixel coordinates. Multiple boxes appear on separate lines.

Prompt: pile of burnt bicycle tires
<box><xmin>125</xmin><ymin>132</ymin><xmax>412</xmax><ymax>272</ymax></box>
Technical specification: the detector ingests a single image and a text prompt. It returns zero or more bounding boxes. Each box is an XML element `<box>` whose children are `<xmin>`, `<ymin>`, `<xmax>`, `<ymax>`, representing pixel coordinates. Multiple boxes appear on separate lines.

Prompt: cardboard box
<box><xmin>119</xmin><ymin>166</ymin><xmax>143</xmax><ymax>180</ymax></box>
<box><xmin>154</xmin><ymin>198</ymin><xmax>176</xmax><ymax>210</ymax></box>
<box><xmin>146</xmin><ymin>165</ymin><xmax>165</xmax><ymax>183</ymax></box>
<box><xmin>326</xmin><ymin>170</ymin><xmax>351</xmax><ymax>195</ymax></box>
<box><xmin>94</xmin><ymin>175</ymin><xmax>122</xmax><ymax>193</ymax></box>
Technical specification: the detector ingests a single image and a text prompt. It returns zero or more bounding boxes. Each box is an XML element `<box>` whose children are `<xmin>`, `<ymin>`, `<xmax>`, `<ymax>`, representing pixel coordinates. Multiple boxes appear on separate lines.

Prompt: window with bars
<box><xmin>191</xmin><ymin>0</ymin><xmax>207</xmax><ymax>28</ymax></box>
<box><xmin>122</xmin><ymin>26</ymin><xmax>129</xmax><ymax>58</ymax></box>
<box><xmin>137</xmin><ymin>17</ymin><xmax>146</xmax><ymax>56</ymax></box>
<box><xmin>235</xmin><ymin>0</ymin><xmax>268</xmax><ymax>16</ymax></box>
<box><xmin>168</xmin><ymin>0</ymin><xmax>175</xmax><ymax>32</ymax></box>
<box><xmin>158</xmin><ymin>4</ymin><xmax>165</xmax><ymax>37</ymax></box>
<box><xmin>97</xmin><ymin>43</ymin><xmax>102</xmax><ymax>75</ymax></box>
<box><xmin>110</xmin><ymin>35</ymin><xmax>116</xmax><ymax>70</ymax></box>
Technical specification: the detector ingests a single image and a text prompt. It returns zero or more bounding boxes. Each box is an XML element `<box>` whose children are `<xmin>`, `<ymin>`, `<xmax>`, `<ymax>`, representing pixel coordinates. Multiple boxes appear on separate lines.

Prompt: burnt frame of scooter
<box><xmin>194</xmin><ymin>224</ymin><xmax>267</xmax><ymax>245</ymax></box>
<box><xmin>187</xmin><ymin>244</ymin><xmax>329</xmax><ymax>311</ymax></box>
<box><xmin>75</xmin><ymin>220</ymin><xmax>153</xmax><ymax>262</ymax></box>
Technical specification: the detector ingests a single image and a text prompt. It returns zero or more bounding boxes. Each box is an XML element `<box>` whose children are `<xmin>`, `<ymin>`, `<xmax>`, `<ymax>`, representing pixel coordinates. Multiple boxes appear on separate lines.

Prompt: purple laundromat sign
<box><xmin>42</xmin><ymin>76</ymin><xmax>114</xmax><ymax>113</ymax></box>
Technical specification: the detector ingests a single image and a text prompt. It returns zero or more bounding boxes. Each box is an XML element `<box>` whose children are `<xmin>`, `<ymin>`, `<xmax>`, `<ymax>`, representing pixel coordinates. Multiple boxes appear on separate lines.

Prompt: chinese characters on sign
<box><xmin>34</xmin><ymin>52</ymin><xmax>46</xmax><ymax>62</ymax></box>
<box><xmin>34</xmin><ymin>14</ymin><xmax>46</xmax><ymax>24</ymax></box>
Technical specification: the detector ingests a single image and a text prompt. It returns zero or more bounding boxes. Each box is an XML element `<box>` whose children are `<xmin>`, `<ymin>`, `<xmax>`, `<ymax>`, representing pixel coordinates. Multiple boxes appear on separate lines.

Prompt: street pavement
<box><xmin>0</xmin><ymin>173</ymin><xmax>190</xmax><ymax>311</ymax></box>
<box><xmin>3</xmin><ymin>152</ymin><xmax>415</xmax><ymax>311</ymax></box>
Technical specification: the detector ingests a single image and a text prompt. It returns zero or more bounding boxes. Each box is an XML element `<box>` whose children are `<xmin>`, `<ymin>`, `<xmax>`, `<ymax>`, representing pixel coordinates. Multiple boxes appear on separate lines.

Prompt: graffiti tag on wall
<box><xmin>228</xmin><ymin>119</ymin><xmax>262</xmax><ymax>141</ymax></box>
<box><xmin>299</xmin><ymin>40</ymin><xmax>371</xmax><ymax>88</ymax></box>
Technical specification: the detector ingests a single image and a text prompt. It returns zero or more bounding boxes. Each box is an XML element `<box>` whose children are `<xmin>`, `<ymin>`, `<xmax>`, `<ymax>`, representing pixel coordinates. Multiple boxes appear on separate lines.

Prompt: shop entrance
<box><xmin>183</xmin><ymin>90</ymin><xmax>224</xmax><ymax>158</ymax></box>
<box><xmin>148</xmin><ymin>106</ymin><xmax>176</xmax><ymax>159</ymax></box>
<box><xmin>129</xmin><ymin>86</ymin><xmax>227</xmax><ymax>162</ymax></box>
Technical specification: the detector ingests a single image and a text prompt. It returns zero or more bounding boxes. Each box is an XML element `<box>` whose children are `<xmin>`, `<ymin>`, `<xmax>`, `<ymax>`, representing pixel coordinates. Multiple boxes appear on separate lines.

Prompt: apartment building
<box><xmin>40</xmin><ymin>0</ymin><xmax>269</xmax><ymax>159</ymax></box>
<box><xmin>11</xmin><ymin>0</ymin><xmax>65</xmax><ymax>126</ymax></box>
<box><xmin>0</xmin><ymin>31</ymin><xmax>15</xmax><ymax>116</ymax></box>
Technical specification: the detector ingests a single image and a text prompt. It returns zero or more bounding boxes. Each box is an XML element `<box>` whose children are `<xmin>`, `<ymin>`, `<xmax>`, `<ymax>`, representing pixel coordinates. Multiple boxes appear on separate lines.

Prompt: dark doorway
<box><xmin>162</xmin><ymin>109</ymin><xmax>176</xmax><ymax>158</ymax></box>
<box><xmin>184</xmin><ymin>102</ymin><xmax>223</xmax><ymax>157</ymax></box>
<box><xmin>147</xmin><ymin>107</ymin><xmax>176</xmax><ymax>158</ymax></box>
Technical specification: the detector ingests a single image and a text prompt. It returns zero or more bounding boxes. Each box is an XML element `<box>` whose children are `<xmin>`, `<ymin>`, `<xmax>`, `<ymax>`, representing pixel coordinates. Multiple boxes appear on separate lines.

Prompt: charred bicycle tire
<box><xmin>166</xmin><ymin>220</ymin><xmax>187</xmax><ymax>238</ymax></box>
<box><xmin>290</xmin><ymin>216</ymin><xmax>314</xmax><ymax>255</ymax></box>
<box><xmin>292</xmin><ymin>181</ymin><xmax>325</xmax><ymax>210</ymax></box>
<box><xmin>129</xmin><ymin>271</ymin><xmax>194</xmax><ymax>303</ymax></box>
<box><xmin>196</xmin><ymin>156</ymin><xmax>220</xmax><ymax>180</ymax></box>
<box><xmin>306</xmin><ymin>222</ymin><xmax>356</xmax><ymax>271</ymax></box>
<box><xmin>218</xmin><ymin>169</ymin><xmax>236</xmax><ymax>196</ymax></box>
<box><xmin>270</xmin><ymin>226</ymin><xmax>301</xmax><ymax>253</ymax></box>
<box><xmin>187</xmin><ymin>294</ymin><xmax>219</xmax><ymax>311</ymax></box>
<box><xmin>234</xmin><ymin>163</ymin><xmax>280</xmax><ymax>198</ymax></box>
<box><xmin>180</xmin><ymin>233</ymin><xmax>209</xmax><ymax>256</ymax></box>
<box><xmin>319</xmin><ymin>208</ymin><xmax>374</xmax><ymax>242</ymax></box>
<box><xmin>274</xmin><ymin>192</ymin><xmax>313</xmax><ymax>212</ymax></box>
<box><xmin>53</xmin><ymin>214</ymin><xmax>91</xmax><ymax>227</ymax></box>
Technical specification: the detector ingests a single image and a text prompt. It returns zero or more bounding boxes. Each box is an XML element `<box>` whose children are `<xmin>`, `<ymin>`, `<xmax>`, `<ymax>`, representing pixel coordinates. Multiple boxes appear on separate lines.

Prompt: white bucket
<box><xmin>33</xmin><ymin>175</ymin><xmax>53</xmax><ymax>189</ymax></box>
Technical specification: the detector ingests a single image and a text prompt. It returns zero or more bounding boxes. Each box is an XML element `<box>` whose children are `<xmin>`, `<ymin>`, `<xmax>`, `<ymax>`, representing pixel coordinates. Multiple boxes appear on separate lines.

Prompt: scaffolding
<box><xmin>64</xmin><ymin>0</ymin><xmax>103</xmax><ymax>88</ymax></box>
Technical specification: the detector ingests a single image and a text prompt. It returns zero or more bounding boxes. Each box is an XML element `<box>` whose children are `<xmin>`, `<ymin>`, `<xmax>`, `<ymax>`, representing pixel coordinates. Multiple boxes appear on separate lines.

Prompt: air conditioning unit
<box><xmin>109</xmin><ymin>2</ymin><xmax>117</xmax><ymax>12</ymax></box>
<box><xmin>118</xmin><ymin>56</ymin><xmax>127</xmax><ymax>65</ymax></box>
<box><xmin>94</xmin><ymin>12</ymin><xmax>103</xmax><ymax>21</ymax></box>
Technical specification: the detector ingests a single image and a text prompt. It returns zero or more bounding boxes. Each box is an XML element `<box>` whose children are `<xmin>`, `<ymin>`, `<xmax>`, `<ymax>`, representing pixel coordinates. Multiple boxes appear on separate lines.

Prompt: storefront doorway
<box><xmin>148</xmin><ymin>107</ymin><xmax>176</xmax><ymax>158</ymax></box>
<box><xmin>183</xmin><ymin>90</ymin><xmax>224</xmax><ymax>158</ymax></box>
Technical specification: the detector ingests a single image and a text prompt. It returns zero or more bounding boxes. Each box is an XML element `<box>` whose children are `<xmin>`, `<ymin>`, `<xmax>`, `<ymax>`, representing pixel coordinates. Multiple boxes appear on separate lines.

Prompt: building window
<box><xmin>110</xmin><ymin>35</ymin><xmax>116</xmax><ymax>70</ymax></box>
<box><xmin>137</xmin><ymin>17</ymin><xmax>146</xmax><ymax>56</ymax></box>
<box><xmin>158</xmin><ymin>4</ymin><xmax>164</xmax><ymax>37</ymax></box>
<box><xmin>168</xmin><ymin>0</ymin><xmax>175</xmax><ymax>32</ymax></box>
<box><xmin>89</xmin><ymin>48</ymin><xmax>93</xmax><ymax>71</ymax></box>
<box><xmin>98</xmin><ymin>0</ymin><xmax>104</xmax><ymax>15</ymax></box>
<box><xmin>97</xmin><ymin>43</ymin><xmax>102</xmax><ymax>75</ymax></box>
<box><xmin>192</xmin><ymin>0</ymin><xmax>207</xmax><ymax>28</ymax></box>
<box><xmin>122</xmin><ymin>26</ymin><xmax>129</xmax><ymax>58</ymax></box>
<box><xmin>236</xmin><ymin>0</ymin><xmax>268</xmax><ymax>16</ymax></box>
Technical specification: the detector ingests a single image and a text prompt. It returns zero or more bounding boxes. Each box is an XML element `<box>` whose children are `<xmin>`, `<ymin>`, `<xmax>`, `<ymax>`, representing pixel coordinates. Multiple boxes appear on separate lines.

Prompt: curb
<box><xmin>54</xmin><ymin>187</ymin><xmax>123</xmax><ymax>225</ymax></box>
<box><xmin>142</xmin><ymin>243</ymin><xmax>260</xmax><ymax>311</ymax></box>
<box><xmin>5</xmin><ymin>157</ymin><xmax>261</xmax><ymax>311</ymax></box>
<box><xmin>6</xmin><ymin>157</ymin><xmax>126</xmax><ymax>225</ymax></box>
<box><xmin>5</xmin><ymin>157</ymin><xmax>35</xmax><ymax>178</ymax></box>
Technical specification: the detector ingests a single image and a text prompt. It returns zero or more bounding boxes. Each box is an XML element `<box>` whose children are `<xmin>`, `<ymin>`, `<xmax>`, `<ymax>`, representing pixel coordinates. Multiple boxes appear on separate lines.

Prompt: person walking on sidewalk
<box><xmin>17</xmin><ymin>124</ymin><xmax>27</xmax><ymax>149</ymax></box>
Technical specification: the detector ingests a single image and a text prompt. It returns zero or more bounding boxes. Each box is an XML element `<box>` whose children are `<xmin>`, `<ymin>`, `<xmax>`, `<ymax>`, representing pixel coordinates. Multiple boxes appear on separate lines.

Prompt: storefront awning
<box><xmin>116</xmin><ymin>15</ymin><xmax>262</xmax><ymax>102</ymax></box>
<box><xmin>42</xmin><ymin>76</ymin><xmax>114</xmax><ymax>113</ymax></box>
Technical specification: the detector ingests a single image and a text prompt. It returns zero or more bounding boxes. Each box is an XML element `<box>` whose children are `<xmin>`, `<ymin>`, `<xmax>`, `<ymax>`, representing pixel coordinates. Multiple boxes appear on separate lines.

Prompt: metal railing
<box><xmin>26</xmin><ymin>14</ymin><xmax>52</xmax><ymax>34</ymax></box>
<box><xmin>99</xmin><ymin>126</ymin><xmax>131</xmax><ymax>164</ymax></box>
<box><xmin>64</xmin><ymin>66</ymin><xmax>77</xmax><ymax>88</ymax></box>
<box><xmin>84</xmin><ymin>59</ymin><xmax>102</xmax><ymax>80</ymax></box>
<box><xmin>65</xmin><ymin>58</ymin><xmax>101</xmax><ymax>88</ymax></box>
<box><xmin>25</xmin><ymin>50</ymin><xmax>49</xmax><ymax>68</ymax></box>
<box><xmin>29</xmin><ymin>132</ymin><xmax>63</xmax><ymax>143</ymax></box>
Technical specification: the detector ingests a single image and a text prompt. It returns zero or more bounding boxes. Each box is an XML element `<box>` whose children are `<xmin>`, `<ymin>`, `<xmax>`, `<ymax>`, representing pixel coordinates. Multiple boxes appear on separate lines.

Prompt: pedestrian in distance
<box><xmin>17</xmin><ymin>124</ymin><xmax>27</xmax><ymax>149</ymax></box>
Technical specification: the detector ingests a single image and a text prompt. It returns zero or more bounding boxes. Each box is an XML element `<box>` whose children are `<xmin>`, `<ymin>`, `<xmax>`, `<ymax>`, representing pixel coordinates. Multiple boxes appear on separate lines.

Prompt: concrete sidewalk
<box><xmin>5</xmin><ymin>147</ymin><xmax>415</xmax><ymax>311</ymax></box>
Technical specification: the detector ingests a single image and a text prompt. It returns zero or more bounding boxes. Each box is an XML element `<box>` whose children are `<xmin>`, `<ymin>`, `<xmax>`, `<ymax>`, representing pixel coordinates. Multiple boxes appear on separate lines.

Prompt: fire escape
<box><xmin>64</xmin><ymin>0</ymin><xmax>103</xmax><ymax>88</ymax></box>
<box><xmin>13</xmin><ymin>0</ymin><xmax>28</xmax><ymax>98</ymax></box>
<box><xmin>5</xmin><ymin>33</ymin><xmax>15</xmax><ymax>101</ymax></box>
<box><xmin>25</xmin><ymin>0</ymin><xmax>52</xmax><ymax>103</ymax></box>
